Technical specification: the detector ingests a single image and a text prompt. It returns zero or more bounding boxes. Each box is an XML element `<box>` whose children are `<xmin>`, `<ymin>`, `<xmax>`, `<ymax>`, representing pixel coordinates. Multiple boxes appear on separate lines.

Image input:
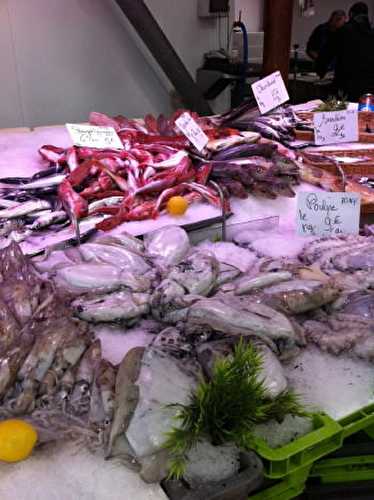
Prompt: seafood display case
<box><xmin>2</xmin><ymin>100</ymin><xmax>374</xmax><ymax>500</ymax></box>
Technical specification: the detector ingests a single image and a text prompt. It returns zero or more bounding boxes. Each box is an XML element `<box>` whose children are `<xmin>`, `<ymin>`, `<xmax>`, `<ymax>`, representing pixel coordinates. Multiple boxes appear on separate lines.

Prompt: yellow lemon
<box><xmin>167</xmin><ymin>196</ymin><xmax>188</xmax><ymax>216</ymax></box>
<box><xmin>0</xmin><ymin>419</ymin><xmax>37</xmax><ymax>462</ymax></box>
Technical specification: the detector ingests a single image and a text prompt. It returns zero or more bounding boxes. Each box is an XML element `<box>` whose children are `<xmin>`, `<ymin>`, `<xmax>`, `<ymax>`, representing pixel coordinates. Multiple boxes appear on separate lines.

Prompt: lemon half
<box><xmin>167</xmin><ymin>196</ymin><xmax>188</xmax><ymax>216</ymax></box>
<box><xmin>0</xmin><ymin>419</ymin><xmax>37</xmax><ymax>462</ymax></box>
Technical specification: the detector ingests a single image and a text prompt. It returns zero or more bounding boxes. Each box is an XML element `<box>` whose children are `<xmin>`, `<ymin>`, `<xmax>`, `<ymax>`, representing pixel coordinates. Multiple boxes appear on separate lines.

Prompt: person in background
<box><xmin>317</xmin><ymin>2</ymin><xmax>374</xmax><ymax>101</ymax></box>
<box><xmin>306</xmin><ymin>10</ymin><xmax>347</xmax><ymax>61</ymax></box>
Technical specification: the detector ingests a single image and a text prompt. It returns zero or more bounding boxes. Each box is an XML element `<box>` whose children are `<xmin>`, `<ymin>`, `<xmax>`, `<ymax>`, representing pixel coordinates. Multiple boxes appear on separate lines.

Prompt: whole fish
<box><xmin>0</xmin><ymin>200</ymin><xmax>51</xmax><ymax>219</ymax></box>
<box><xmin>26</xmin><ymin>209</ymin><xmax>52</xmax><ymax>220</ymax></box>
<box><xmin>0</xmin><ymin>199</ymin><xmax>19</xmax><ymax>209</ymax></box>
<box><xmin>88</xmin><ymin>196</ymin><xmax>124</xmax><ymax>214</ymax></box>
<box><xmin>30</xmin><ymin>210</ymin><xmax>68</xmax><ymax>231</ymax></box>
<box><xmin>3</xmin><ymin>174</ymin><xmax>66</xmax><ymax>191</ymax></box>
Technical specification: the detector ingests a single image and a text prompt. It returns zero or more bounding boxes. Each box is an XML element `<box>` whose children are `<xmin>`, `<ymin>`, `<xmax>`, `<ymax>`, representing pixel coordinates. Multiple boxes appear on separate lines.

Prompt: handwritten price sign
<box><xmin>251</xmin><ymin>71</ymin><xmax>289</xmax><ymax>114</ymax></box>
<box><xmin>66</xmin><ymin>124</ymin><xmax>124</xmax><ymax>149</ymax></box>
<box><xmin>313</xmin><ymin>110</ymin><xmax>359</xmax><ymax>145</ymax></box>
<box><xmin>296</xmin><ymin>192</ymin><xmax>360</xmax><ymax>237</ymax></box>
<box><xmin>175</xmin><ymin>112</ymin><xmax>209</xmax><ymax>151</ymax></box>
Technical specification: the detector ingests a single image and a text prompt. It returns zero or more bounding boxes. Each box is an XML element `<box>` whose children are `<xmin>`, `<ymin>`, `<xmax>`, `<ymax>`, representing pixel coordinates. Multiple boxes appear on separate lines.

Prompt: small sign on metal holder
<box><xmin>251</xmin><ymin>71</ymin><xmax>290</xmax><ymax>114</ymax></box>
<box><xmin>296</xmin><ymin>191</ymin><xmax>360</xmax><ymax>237</ymax></box>
<box><xmin>175</xmin><ymin>112</ymin><xmax>209</xmax><ymax>151</ymax></box>
<box><xmin>313</xmin><ymin>110</ymin><xmax>359</xmax><ymax>145</ymax></box>
<box><xmin>66</xmin><ymin>124</ymin><xmax>124</xmax><ymax>149</ymax></box>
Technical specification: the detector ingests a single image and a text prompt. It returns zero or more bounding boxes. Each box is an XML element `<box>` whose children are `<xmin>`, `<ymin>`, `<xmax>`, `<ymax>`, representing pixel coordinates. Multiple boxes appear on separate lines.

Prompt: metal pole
<box><xmin>209</xmin><ymin>180</ymin><xmax>227</xmax><ymax>241</ymax></box>
<box><xmin>115</xmin><ymin>0</ymin><xmax>212</xmax><ymax>115</ymax></box>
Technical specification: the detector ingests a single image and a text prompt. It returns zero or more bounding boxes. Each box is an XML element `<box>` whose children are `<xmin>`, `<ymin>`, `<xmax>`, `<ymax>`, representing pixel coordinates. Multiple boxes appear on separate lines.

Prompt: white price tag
<box><xmin>66</xmin><ymin>124</ymin><xmax>124</xmax><ymax>149</ymax></box>
<box><xmin>313</xmin><ymin>110</ymin><xmax>359</xmax><ymax>145</ymax></box>
<box><xmin>296</xmin><ymin>192</ymin><xmax>360</xmax><ymax>237</ymax></box>
<box><xmin>251</xmin><ymin>71</ymin><xmax>290</xmax><ymax>114</ymax></box>
<box><xmin>175</xmin><ymin>112</ymin><xmax>209</xmax><ymax>151</ymax></box>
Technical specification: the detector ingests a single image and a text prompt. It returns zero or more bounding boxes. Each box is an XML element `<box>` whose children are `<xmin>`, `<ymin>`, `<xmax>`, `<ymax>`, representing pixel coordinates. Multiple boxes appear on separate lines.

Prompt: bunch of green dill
<box><xmin>315</xmin><ymin>96</ymin><xmax>348</xmax><ymax>112</ymax></box>
<box><xmin>163</xmin><ymin>339</ymin><xmax>308</xmax><ymax>478</ymax></box>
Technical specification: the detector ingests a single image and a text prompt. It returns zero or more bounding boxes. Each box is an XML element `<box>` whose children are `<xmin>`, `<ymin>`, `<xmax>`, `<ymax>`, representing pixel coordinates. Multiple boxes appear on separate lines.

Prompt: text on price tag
<box><xmin>296</xmin><ymin>192</ymin><xmax>360</xmax><ymax>237</ymax></box>
<box><xmin>66</xmin><ymin>124</ymin><xmax>124</xmax><ymax>149</ymax></box>
<box><xmin>175</xmin><ymin>112</ymin><xmax>209</xmax><ymax>151</ymax></box>
<box><xmin>251</xmin><ymin>71</ymin><xmax>290</xmax><ymax>114</ymax></box>
<box><xmin>313</xmin><ymin>110</ymin><xmax>359</xmax><ymax>145</ymax></box>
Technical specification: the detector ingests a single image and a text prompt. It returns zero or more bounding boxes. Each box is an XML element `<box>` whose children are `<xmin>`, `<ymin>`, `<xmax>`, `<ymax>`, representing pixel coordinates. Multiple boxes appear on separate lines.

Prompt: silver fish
<box><xmin>0</xmin><ymin>200</ymin><xmax>51</xmax><ymax>219</ymax></box>
<box><xmin>26</xmin><ymin>209</ymin><xmax>52</xmax><ymax>220</ymax></box>
<box><xmin>88</xmin><ymin>196</ymin><xmax>124</xmax><ymax>214</ymax></box>
<box><xmin>0</xmin><ymin>199</ymin><xmax>20</xmax><ymax>209</ymax></box>
<box><xmin>4</xmin><ymin>174</ymin><xmax>66</xmax><ymax>191</ymax></box>
<box><xmin>30</xmin><ymin>210</ymin><xmax>68</xmax><ymax>231</ymax></box>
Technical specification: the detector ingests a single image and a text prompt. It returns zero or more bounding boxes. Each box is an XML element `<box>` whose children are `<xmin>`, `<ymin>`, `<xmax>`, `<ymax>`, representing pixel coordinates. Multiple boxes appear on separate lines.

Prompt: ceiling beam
<box><xmin>115</xmin><ymin>0</ymin><xmax>212</xmax><ymax>115</ymax></box>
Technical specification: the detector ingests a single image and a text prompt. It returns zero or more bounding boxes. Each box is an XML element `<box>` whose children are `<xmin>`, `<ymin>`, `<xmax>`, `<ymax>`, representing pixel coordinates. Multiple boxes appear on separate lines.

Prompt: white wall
<box><xmin>292</xmin><ymin>0</ymin><xmax>374</xmax><ymax>49</ymax></box>
<box><xmin>0</xmin><ymin>0</ymin><xmax>220</xmax><ymax>128</ymax></box>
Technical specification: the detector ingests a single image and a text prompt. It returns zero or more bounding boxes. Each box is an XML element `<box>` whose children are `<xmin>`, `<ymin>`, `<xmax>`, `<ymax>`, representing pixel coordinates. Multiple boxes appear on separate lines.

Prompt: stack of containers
<box><xmin>248</xmin><ymin>402</ymin><xmax>374</xmax><ymax>499</ymax></box>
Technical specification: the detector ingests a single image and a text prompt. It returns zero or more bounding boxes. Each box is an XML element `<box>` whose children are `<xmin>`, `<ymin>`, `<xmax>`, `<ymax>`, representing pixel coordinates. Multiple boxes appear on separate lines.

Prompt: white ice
<box><xmin>0</xmin><ymin>441</ymin><xmax>167</xmax><ymax>500</ymax></box>
<box><xmin>236</xmin><ymin>226</ymin><xmax>311</xmax><ymax>259</ymax></box>
<box><xmin>197</xmin><ymin>240</ymin><xmax>257</xmax><ymax>272</ymax></box>
<box><xmin>284</xmin><ymin>346</ymin><xmax>374</xmax><ymax>420</ymax></box>
<box><xmin>93</xmin><ymin>321</ymin><xmax>158</xmax><ymax>366</ymax></box>
<box><xmin>254</xmin><ymin>415</ymin><xmax>314</xmax><ymax>449</ymax></box>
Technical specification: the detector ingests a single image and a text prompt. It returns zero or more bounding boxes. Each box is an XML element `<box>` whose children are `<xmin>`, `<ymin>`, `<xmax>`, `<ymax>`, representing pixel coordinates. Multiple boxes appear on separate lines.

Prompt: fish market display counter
<box><xmin>2</xmin><ymin>118</ymin><xmax>374</xmax><ymax>500</ymax></box>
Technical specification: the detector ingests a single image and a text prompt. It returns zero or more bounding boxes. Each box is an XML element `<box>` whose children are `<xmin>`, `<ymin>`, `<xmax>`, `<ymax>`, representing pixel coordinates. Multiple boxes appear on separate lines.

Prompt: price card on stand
<box><xmin>175</xmin><ymin>112</ymin><xmax>209</xmax><ymax>151</ymax></box>
<box><xmin>313</xmin><ymin>110</ymin><xmax>359</xmax><ymax>145</ymax></box>
<box><xmin>296</xmin><ymin>192</ymin><xmax>360</xmax><ymax>237</ymax></box>
<box><xmin>66</xmin><ymin>124</ymin><xmax>124</xmax><ymax>149</ymax></box>
<box><xmin>251</xmin><ymin>71</ymin><xmax>290</xmax><ymax>114</ymax></box>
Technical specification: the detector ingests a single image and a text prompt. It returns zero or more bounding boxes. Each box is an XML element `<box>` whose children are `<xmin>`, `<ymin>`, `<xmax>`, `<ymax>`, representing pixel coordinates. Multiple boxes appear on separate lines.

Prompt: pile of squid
<box><xmin>3</xmin><ymin>225</ymin><xmax>374</xmax><ymax>481</ymax></box>
<box><xmin>31</xmin><ymin>224</ymin><xmax>374</xmax><ymax>482</ymax></box>
<box><xmin>0</xmin><ymin>242</ymin><xmax>119</xmax><ymax>452</ymax></box>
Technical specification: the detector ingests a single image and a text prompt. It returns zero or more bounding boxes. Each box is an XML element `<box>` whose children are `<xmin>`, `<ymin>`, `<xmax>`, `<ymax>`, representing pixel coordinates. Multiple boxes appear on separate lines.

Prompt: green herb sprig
<box><xmin>315</xmin><ymin>96</ymin><xmax>348</xmax><ymax>112</ymax></box>
<box><xmin>163</xmin><ymin>339</ymin><xmax>308</xmax><ymax>479</ymax></box>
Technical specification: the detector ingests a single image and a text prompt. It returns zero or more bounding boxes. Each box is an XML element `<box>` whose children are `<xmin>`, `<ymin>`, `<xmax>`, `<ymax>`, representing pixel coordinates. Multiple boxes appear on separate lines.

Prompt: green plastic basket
<box><xmin>339</xmin><ymin>402</ymin><xmax>374</xmax><ymax>439</ymax></box>
<box><xmin>251</xmin><ymin>414</ymin><xmax>343</xmax><ymax>479</ymax></box>
<box><xmin>310</xmin><ymin>455</ymin><xmax>374</xmax><ymax>484</ymax></box>
<box><xmin>251</xmin><ymin>403</ymin><xmax>374</xmax><ymax>480</ymax></box>
<box><xmin>249</xmin><ymin>465</ymin><xmax>311</xmax><ymax>500</ymax></box>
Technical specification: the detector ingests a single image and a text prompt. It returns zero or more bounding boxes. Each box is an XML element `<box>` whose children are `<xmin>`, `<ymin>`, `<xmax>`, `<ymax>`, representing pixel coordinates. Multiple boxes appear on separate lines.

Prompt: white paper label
<box><xmin>251</xmin><ymin>71</ymin><xmax>290</xmax><ymax>114</ymax></box>
<box><xmin>175</xmin><ymin>112</ymin><xmax>209</xmax><ymax>151</ymax></box>
<box><xmin>66</xmin><ymin>124</ymin><xmax>124</xmax><ymax>149</ymax></box>
<box><xmin>313</xmin><ymin>110</ymin><xmax>359</xmax><ymax>145</ymax></box>
<box><xmin>296</xmin><ymin>192</ymin><xmax>360</xmax><ymax>237</ymax></box>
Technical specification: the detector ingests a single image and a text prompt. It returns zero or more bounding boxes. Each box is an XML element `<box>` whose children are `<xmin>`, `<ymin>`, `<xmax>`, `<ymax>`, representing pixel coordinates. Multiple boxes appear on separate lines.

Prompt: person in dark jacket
<box><xmin>317</xmin><ymin>2</ymin><xmax>374</xmax><ymax>101</ymax></box>
<box><xmin>306</xmin><ymin>10</ymin><xmax>347</xmax><ymax>61</ymax></box>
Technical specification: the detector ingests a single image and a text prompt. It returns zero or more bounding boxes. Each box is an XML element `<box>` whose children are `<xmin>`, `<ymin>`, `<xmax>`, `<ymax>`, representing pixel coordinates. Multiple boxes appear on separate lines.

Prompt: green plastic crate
<box><xmin>249</xmin><ymin>465</ymin><xmax>311</xmax><ymax>500</ymax></box>
<box><xmin>338</xmin><ymin>402</ymin><xmax>374</xmax><ymax>439</ymax></box>
<box><xmin>251</xmin><ymin>413</ymin><xmax>343</xmax><ymax>479</ymax></box>
<box><xmin>310</xmin><ymin>455</ymin><xmax>374</xmax><ymax>484</ymax></box>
